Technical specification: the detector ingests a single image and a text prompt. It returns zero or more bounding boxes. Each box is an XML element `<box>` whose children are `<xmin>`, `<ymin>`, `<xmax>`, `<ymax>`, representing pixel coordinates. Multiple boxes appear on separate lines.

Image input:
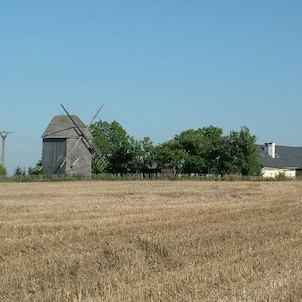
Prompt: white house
<box><xmin>257</xmin><ymin>143</ymin><xmax>302</xmax><ymax>179</ymax></box>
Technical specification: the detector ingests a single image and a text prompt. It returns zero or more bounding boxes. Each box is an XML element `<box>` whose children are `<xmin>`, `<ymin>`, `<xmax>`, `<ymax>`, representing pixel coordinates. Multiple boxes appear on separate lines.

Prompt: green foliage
<box><xmin>175</xmin><ymin>129</ymin><xmax>207</xmax><ymax>173</ymax></box>
<box><xmin>90</xmin><ymin>121</ymin><xmax>154</xmax><ymax>174</ymax></box>
<box><xmin>28</xmin><ymin>166</ymin><xmax>33</xmax><ymax>175</ymax></box>
<box><xmin>91</xmin><ymin>157</ymin><xmax>108</xmax><ymax>175</ymax></box>
<box><xmin>90</xmin><ymin>120</ymin><xmax>262</xmax><ymax>177</ymax></box>
<box><xmin>275</xmin><ymin>172</ymin><xmax>288</xmax><ymax>181</ymax></box>
<box><xmin>14</xmin><ymin>166</ymin><xmax>26</xmax><ymax>177</ymax></box>
<box><xmin>28</xmin><ymin>160</ymin><xmax>45</xmax><ymax>175</ymax></box>
<box><xmin>130</xmin><ymin>136</ymin><xmax>155</xmax><ymax>173</ymax></box>
<box><xmin>176</xmin><ymin>126</ymin><xmax>228</xmax><ymax>175</ymax></box>
<box><xmin>152</xmin><ymin>126</ymin><xmax>261</xmax><ymax>177</ymax></box>
<box><xmin>153</xmin><ymin>126</ymin><xmax>232</xmax><ymax>175</ymax></box>
<box><xmin>0</xmin><ymin>164</ymin><xmax>7</xmax><ymax>176</ymax></box>
<box><xmin>90</xmin><ymin>121</ymin><xmax>131</xmax><ymax>173</ymax></box>
<box><xmin>227</xmin><ymin>127</ymin><xmax>262</xmax><ymax>176</ymax></box>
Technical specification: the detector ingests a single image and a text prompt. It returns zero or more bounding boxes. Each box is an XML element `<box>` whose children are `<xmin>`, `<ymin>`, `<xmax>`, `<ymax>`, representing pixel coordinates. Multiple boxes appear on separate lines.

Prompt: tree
<box><xmin>90</xmin><ymin>121</ymin><xmax>131</xmax><ymax>173</ymax></box>
<box><xmin>227</xmin><ymin>126</ymin><xmax>262</xmax><ymax>176</ymax></box>
<box><xmin>28</xmin><ymin>160</ymin><xmax>44</xmax><ymax>175</ymax></box>
<box><xmin>174</xmin><ymin>129</ymin><xmax>206</xmax><ymax>173</ymax></box>
<box><xmin>175</xmin><ymin>126</ymin><xmax>227</xmax><ymax>174</ymax></box>
<box><xmin>153</xmin><ymin>140</ymin><xmax>188</xmax><ymax>173</ymax></box>
<box><xmin>91</xmin><ymin>119</ymin><xmax>261</xmax><ymax>177</ymax></box>
<box><xmin>0</xmin><ymin>164</ymin><xmax>7</xmax><ymax>176</ymax></box>
<box><xmin>152</xmin><ymin>125</ymin><xmax>261</xmax><ymax>176</ymax></box>
<box><xmin>153</xmin><ymin>126</ymin><xmax>228</xmax><ymax>175</ymax></box>
<box><xmin>14</xmin><ymin>166</ymin><xmax>26</xmax><ymax>177</ymax></box>
<box><xmin>129</xmin><ymin>136</ymin><xmax>155</xmax><ymax>173</ymax></box>
<box><xmin>90</xmin><ymin>121</ymin><xmax>154</xmax><ymax>174</ymax></box>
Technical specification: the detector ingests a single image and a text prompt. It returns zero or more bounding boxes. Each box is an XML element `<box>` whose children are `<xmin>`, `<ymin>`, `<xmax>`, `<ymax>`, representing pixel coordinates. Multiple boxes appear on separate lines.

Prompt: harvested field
<box><xmin>1</xmin><ymin>181</ymin><xmax>302</xmax><ymax>301</ymax></box>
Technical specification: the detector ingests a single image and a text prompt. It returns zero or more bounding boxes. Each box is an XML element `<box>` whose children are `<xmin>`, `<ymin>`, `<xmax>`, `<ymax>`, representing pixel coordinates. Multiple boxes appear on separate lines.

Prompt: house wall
<box><xmin>262</xmin><ymin>167</ymin><xmax>296</xmax><ymax>179</ymax></box>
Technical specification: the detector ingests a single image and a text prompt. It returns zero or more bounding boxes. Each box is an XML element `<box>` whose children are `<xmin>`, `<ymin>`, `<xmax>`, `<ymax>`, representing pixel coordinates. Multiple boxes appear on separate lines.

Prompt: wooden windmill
<box><xmin>42</xmin><ymin>104</ymin><xmax>106</xmax><ymax>177</ymax></box>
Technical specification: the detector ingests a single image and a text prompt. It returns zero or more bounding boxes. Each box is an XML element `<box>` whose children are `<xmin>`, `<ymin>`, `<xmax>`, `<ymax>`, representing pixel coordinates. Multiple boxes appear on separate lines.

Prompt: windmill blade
<box><xmin>60</xmin><ymin>104</ymin><xmax>88</xmax><ymax>139</ymax></box>
<box><xmin>70</xmin><ymin>135</ymin><xmax>82</xmax><ymax>152</ymax></box>
<box><xmin>92</xmin><ymin>154</ymin><xmax>108</xmax><ymax>173</ymax></box>
<box><xmin>59</xmin><ymin>136</ymin><xmax>82</xmax><ymax>168</ymax></box>
<box><xmin>88</xmin><ymin>105</ymin><xmax>103</xmax><ymax>128</ymax></box>
<box><xmin>60</xmin><ymin>103</ymin><xmax>105</xmax><ymax>161</ymax></box>
<box><xmin>61</xmin><ymin>104</ymin><xmax>95</xmax><ymax>152</ymax></box>
<box><xmin>71</xmin><ymin>157</ymin><xmax>80</xmax><ymax>168</ymax></box>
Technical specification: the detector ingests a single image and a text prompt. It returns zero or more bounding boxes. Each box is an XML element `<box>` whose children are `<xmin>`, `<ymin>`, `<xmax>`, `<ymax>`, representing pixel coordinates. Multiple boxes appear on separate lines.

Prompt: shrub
<box><xmin>14</xmin><ymin>166</ymin><xmax>26</xmax><ymax>177</ymax></box>
<box><xmin>0</xmin><ymin>164</ymin><xmax>7</xmax><ymax>176</ymax></box>
<box><xmin>275</xmin><ymin>172</ymin><xmax>288</xmax><ymax>181</ymax></box>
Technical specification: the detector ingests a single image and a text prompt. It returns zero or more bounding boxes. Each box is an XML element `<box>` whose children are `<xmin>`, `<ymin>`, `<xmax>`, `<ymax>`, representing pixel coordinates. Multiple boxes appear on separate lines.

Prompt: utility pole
<box><xmin>0</xmin><ymin>131</ymin><xmax>13</xmax><ymax>167</ymax></box>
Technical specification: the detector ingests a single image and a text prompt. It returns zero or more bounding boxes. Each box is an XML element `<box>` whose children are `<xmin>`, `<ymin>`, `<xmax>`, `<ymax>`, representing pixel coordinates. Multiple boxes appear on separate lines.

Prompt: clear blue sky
<box><xmin>1</xmin><ymin>1</ymin><xmax>302</xmax><ymax>175</ymax></box>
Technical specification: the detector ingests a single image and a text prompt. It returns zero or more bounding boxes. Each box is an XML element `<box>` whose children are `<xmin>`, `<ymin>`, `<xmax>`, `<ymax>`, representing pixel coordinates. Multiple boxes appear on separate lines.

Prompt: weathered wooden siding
<box><xmin>65</xmin><ymin>138</ymin><xmax>92</xmax><ymax>177</ymax></box>
<box><xmin>42</xmin><ymin>115</ymin><xmax>94</xmax><ymax>177</ymax></box>
<box><xmin>42</xmin><ymin>138</ymin><xmax>66</xmax><ymax>175</ymax></box>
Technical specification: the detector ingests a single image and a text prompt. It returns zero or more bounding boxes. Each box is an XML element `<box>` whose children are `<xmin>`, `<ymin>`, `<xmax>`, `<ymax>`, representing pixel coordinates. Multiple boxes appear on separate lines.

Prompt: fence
<box><xmin>0</xmin><ymin>173</ymin><xmax>297</xmax><ymax>182</ymax></box>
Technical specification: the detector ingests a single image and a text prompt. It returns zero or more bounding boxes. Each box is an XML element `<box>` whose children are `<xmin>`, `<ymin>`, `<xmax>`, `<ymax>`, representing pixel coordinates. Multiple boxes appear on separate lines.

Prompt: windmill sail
<box><xmin>60</xmin><ymin>104</ymin><xmax>108</xmax><ymax>173</ymax></box>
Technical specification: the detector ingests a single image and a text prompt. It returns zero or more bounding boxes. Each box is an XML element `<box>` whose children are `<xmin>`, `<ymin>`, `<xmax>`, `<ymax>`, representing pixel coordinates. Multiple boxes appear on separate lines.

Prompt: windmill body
<box><xmin>42</xmin><ymin>115</ymin><xmax>93</xmax><ymax>177</ymax></box>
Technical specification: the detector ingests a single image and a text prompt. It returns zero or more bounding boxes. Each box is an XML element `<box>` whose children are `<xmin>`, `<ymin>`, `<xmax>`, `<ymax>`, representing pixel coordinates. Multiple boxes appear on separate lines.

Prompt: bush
<box><xmin>14</xmin><ymin>166</ymin><xmax>26</xmax><ymax>177</ymax></box>
<box><xmin>275</xmin><ymin>172</ymin><xmax>288</xmax><ymax>181</ymax></box>
<box><xmin>0</xmin><ymin>165</ymin><xmax>7</xmax><ymax>176</ymax></box>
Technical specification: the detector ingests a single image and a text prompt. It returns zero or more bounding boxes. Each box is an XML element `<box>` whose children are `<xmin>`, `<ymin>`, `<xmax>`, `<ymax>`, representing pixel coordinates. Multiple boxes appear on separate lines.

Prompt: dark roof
<box><xmin>42</xmin><ymin>115</ymin><xmax>92</xmax><ymax>139</ymax></box>
<box><xmin>257</xmin><ymin>145</ymin><xmax>302</xmax><ymax>168</ymax></box>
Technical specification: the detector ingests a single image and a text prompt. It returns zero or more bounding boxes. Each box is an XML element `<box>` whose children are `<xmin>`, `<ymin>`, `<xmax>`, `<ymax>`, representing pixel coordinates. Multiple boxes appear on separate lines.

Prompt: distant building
<box><xmin>257</xmin><ymin>142</ymin><xmax>302</xmax><ymax>178</ymax></box>
<box><xmin>42</xmin><ymin>115</ymin><xmax>93</xmax><ymax>177</ymax></box>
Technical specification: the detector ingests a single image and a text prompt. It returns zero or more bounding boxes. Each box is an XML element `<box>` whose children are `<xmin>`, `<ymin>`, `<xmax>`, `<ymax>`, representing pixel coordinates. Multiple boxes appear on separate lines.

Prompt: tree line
<box><xmin>90</xmin><ymin>121</ymin><xmax>262</xmax><ymax>176</ymax></box>
<box><xmin>1</xmin><ymin>121</ymin><xmax>261</xmax><ymax>177</ymax></box>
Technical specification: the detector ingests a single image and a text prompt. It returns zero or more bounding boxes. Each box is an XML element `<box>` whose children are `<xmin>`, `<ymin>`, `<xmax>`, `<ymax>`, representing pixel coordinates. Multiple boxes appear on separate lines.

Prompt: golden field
<box><xmin>1</xmin><ymin>180</ymin><xmax>302</xmax><ymax>302</ymax></box>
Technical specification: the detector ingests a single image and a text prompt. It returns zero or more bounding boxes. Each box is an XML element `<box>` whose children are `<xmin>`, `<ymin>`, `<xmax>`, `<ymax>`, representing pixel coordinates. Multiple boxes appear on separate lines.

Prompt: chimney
<box><xmin>265</xmin><ymin>142</ymin><xmax>276</xmax><ymax>158</ymax></box>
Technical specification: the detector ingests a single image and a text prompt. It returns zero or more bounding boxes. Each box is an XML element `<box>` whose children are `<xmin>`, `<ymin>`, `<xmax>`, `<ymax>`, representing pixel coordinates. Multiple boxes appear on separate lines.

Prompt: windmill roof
<box><xmin>257</xmin><ymin>144</ymin><xmax>302</xmax><ymax>169</ymax></box>
<box><xmin>42</xmin><ymin>115</ymin><xmax>92</xmax><ymax>139</ymax></box>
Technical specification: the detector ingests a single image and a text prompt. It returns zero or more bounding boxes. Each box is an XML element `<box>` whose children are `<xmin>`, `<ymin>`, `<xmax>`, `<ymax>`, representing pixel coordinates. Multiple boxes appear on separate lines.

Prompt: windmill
<box><xmin>41</xmin><ymin>105</ymin><xmax>107</xmax><ymax>177</ymax></box>
<box><xmin>59</xmin><ymin>104</ymin><xmax>108</xmax><ymax>172</ymax></box>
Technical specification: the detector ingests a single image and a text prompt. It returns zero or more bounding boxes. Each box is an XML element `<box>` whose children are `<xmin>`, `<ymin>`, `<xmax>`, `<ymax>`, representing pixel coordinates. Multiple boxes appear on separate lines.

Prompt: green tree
<box><xmin>91</xmin><ymin>120</ymin><xmax>261</xmax><ymax>177</ymax></box>
<box><xmin>153</xmin><ymin>126</ymin><xmax>261</xmax><ymax>176</ymax></box>
<box><xmin>28</xmin><ymin>160</ymin><xmax>44</xmax><ymax>175</ymax></box>
<box><xmin>175</xmin><ymin>126</ymin><xmax>227</xmax><ymax>174</ymax></box>
<box><xmin>90</xmin><ymin>121</ymin><xmax>131</xmax><ymax>173</ymax></box>
<box><xmin>130</xmin><ymin>136</ymin><xmax>155</xmax><ymax>173</ymax></box>
<box><xmin>28</xmin><ymin>166</ymin><xmax>33</xmax><ymax>175</ymax></box>
<box><xmin>0</xmin><ymin>164</ymin><xmax>7</xmax><ymax>176</ymax></box>
<box><xmin>174</xmin><ymin>129</ymin><xmax>205</xmax><ymax>173</ymax></box>
<box><xmin>90</xmin><ymin>121</ymin><xmax>153</xmax><ymax>174</ymax></box>
<box><xmin>14</xmin><ymin>166</ymin><xmax>26</xmax><ymax>177</ymax></box>
<box><xmin>227</xmin><ymin>126</ymin><xmax>262</xmax><ymax>176</ymax></box>
<box><xmin>153</xmin><ymin>140</ymin><xmax>187</xmax><ymax>173</ymax></box>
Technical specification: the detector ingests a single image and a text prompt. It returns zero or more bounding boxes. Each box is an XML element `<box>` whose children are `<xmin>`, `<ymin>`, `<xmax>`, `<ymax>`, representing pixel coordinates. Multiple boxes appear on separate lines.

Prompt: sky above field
<box><xmin>1</xmin><ymin>1</ymin><xmax>302</xmax><ymax>175</ymax></box>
